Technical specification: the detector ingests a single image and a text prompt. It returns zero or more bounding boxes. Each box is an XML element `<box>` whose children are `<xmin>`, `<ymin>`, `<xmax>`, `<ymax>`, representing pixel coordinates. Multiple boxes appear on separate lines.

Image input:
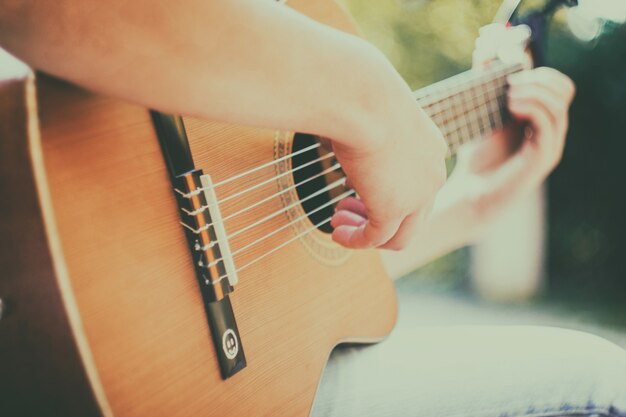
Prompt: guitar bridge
<box><xmin>152</xmin><ymin>112</ymin><xmax>246</xmax><ymax>380</ymax></box>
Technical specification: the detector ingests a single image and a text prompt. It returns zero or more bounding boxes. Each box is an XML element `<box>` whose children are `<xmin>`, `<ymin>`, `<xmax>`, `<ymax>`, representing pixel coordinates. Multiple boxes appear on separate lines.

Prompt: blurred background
<box><xmin>337</xmin><ymin>0</ymin><xmax>626</xmax><ymax>342</ymax></box>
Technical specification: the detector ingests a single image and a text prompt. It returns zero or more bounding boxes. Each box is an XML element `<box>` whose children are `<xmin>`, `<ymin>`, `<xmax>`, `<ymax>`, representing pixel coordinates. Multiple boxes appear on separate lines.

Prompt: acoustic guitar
<box><xmin>0</xmin><ymin>1</ymin><xmax>527</xmax><ymax>416</ymax></box>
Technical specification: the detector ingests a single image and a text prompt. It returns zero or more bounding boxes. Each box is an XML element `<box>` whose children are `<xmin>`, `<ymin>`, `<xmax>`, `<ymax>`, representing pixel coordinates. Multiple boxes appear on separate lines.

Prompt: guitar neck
<box><xmin>414</xmin><ymin>62</ymin><xmax>525</xmax><ymax>156</ymax></box>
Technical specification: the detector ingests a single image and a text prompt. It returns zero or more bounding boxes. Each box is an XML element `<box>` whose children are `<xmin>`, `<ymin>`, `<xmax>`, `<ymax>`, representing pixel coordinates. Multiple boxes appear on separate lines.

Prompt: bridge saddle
<box><xmin>200</xmin><ymin>174</ymin><xmax>239</xmax><ymax>286</ymax></box>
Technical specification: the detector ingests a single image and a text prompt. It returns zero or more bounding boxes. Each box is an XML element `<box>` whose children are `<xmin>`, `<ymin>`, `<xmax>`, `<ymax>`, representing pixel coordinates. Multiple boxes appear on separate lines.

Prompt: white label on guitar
<box><xmin>222</xmin><ymin>328</ymin><xmax>239</xmax><ymax>360</ymax></box>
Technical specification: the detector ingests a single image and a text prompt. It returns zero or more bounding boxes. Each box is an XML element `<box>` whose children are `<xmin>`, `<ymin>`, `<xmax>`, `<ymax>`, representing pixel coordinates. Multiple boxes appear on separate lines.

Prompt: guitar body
<box><xmin>0</xmin><ymin>1</ymin><xmax>397</xmax><ymax>416</ymax></box>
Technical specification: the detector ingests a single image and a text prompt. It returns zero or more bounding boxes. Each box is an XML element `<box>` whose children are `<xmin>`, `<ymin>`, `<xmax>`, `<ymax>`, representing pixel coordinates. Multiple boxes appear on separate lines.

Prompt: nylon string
<box><xmin>185</xmin><ymin>61</ymin><xmax>522</xmax><ymax>286</ymax></box>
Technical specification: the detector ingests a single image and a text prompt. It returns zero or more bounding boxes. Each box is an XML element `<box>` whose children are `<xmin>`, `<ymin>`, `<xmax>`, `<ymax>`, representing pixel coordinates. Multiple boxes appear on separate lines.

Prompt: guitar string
<box><xmin>222</xmin><ymin>163</ymin><xmax>341</xmax><ymax>221</ymax></box>
<box><xmin>207</xmin><ymin>98</ymin><xmax>515</xmax><ymax>280</ymax></box>
<box><xmin>182</xmin><ymin>80</ymin><xmax>511</xmax><ymax>238</ymax></box>
<box><xmin>224</xmin><ymin>177</ymin><xmax>346</xmax><ymax>241</ymax></box>
<box><xmin>186</xmin><ymin>64</ymin><xmax>524</xmax><ymax>284</ymax></box>
<box><xmin>429</xmin><ymin>79</ymin><xmax>508</xmax><ymax>134</ymax></box>
<box><xmin>207</xmin><ymin>210</ymin><xmax>341</xmax><ymax>285</ymax></box>
<box><xmin>436</xmin><ymin>81</ymin><xmax>508</xmax><ymax>142</ymax></box>
<box><xmin>422</xmin><ymin>68</ymin><xmax>510</xmax><ymax>116</ymax></box>
<box><xmin>208</xmin><ymin>214</ymin><xmax>336</xmax><ymax>285</ymax></box>
<box><xmin>203</xmin><ymin>185</ymin><xmax>351</xmax><ymax>280</ymax></box>
<box><xmin>416</xmin><ymin>62</ymin><xmax>522</xmax><ymax>109</ymax></box>
<box><xmin>183</xmin><ymin>162</ymin><xmax>342</xmax><ymax>238</ymax></box>
<box><xmin>229</xmin><ymin>188</ymin><xmax>354</xmax><ymax>259</ymax></box>
<box><xmin>419</xmin><ymin>68</ymin><xmax>516</xmax><ymax>153</ymax></box>
<box><xmin>182</xmin><ymin>76</ymin><xmax>509</xmax><ymax>216</ymax></box>
<box><xmin>235</xmin><ymin>216</ymin><xmax>331</xmax><ymax>273</ymax></box>
<box><xmin>419</xmin><ymin>72</ymin><xmax>508</xmax><ymax>114</ymax></box>
<box><xmin>445</xmin><ymin>96</ymin><xmax>507</xmax><ymax>154</ymax></box>
<box><xmin>451</xmin><ymin>80</ymin><xmax>510</xmax><ymax>150</ymax></box>
<box><xmin>427</xmin><ymin>74</ymin><xmax>511</xmax><ymax>155</ymax></box>
<box><xmin>417</xmin><ymin>68</ymin><xmax>515</xmax><ymax>111</ymax></box>
<box><xmin>188</xmin><ymin>176</ymin><xmax>346</xmax><ymax>240</ymax></box>
<box><xmin>212</xmin><ymin>142</ymin><xmax>321</xmax><ymax>188</ymax></box>
<box><xmin>413</xmin><ymin>61</ymin><xmax>518</xmax><ymax>102</ymax></box>
<box><xmin>422</xmin><ymin>74</ymin><xmax>510</xmax><ymax>124</ymax></box>
<box><xmin>179</xmin><ymin>63</ymin><xmax>521</xmax><ymax>201</ymax></box>
<box><xmin>179</xmin><ymin>150</ymin><xmax>334</xmax><ymax>203</ymax></box>
<box><xmin>203</xmin><ymin>73</ymin><xmax>509</xmax><ymax>273</ymax></box>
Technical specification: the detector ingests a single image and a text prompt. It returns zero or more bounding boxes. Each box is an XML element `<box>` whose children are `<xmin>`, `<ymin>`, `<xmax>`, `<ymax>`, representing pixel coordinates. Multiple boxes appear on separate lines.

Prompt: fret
<box><xmin>423</xmin><ymin>77</ymin><xmax>508</xmax><ymax>146</ymax></box>
<box><xmin>416</xmin><ymin>61</ymin><xmax>523</xmax><ymax>156</ymax></box>
<box><xmin>456</xmin><ymin>79</ymin><xmax>473</xmax><ymax>148</ymax></box>
<box><xmin>428</xmin><ymin>93</ymin><xmax>445</xmax><ymax>134</ymax></box>
<box><xmin>462</xmin><ymin>84</ymin><xmax>481</xmax><ymax>142</ymax></box>
<box><xmin>447</xmin><ymin>130</ymin><xmax>463</xmax><ymax>157</ymax></box>
<box><xmin>448</xmin><ymin>87</ymin><xmax>463</xmax><ymax>152</ymax></box>
<box><xmin>418</xmin><ymin>63</ymin><xmax>517</xmax><ymax>109</ymax></box>
<box><xmin>431</xmin><ymin>80</ymin><xmax>502</xmax><ymax>128</ymax></box>
<box><xmin>470</xmin><ymin>77</ymin><xmax>505</xmax><ymax>137</ymax></box>
<box><xmin>443</xmin><ymin>92</ymin><xmax>507</xmax><ymax>140</ymax></box>
<box><xmin>476</xmin><ymin>90</ymin><xmax>493</xmax><ymax>138</ymax></box>
<box><xmin>496</xmin><ymin>83</ymin><xmax>509</xmax><ymax>124</ymax></box>
<box><xmin>469</xmin><ymin>81</ymin><xmax>490</xmax><ymax>137</ymax></box>
<box><xmin>487</xmin><ymin>82</ymin><xmax>504</xmax><ymax>131</ymax></box>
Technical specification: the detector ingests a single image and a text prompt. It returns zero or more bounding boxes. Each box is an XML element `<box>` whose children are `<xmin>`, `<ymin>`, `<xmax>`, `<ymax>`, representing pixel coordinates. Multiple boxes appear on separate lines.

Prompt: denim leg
<box><xmin>311</xmin><ymin>326</ymin><xmax>626</xmax><ymax>417</ymax></box>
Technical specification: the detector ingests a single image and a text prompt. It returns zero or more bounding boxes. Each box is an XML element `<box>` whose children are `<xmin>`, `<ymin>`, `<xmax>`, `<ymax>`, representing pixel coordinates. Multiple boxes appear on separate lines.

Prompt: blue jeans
<box><xmin>311</xmin><ymin>326</ymin><xmax>626</xmax><ymax>416</ymax></box>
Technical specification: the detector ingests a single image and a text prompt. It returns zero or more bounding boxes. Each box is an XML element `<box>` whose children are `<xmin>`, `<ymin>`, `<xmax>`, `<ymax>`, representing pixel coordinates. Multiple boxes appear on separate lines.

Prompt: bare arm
<box><xmin>1</xmin><ymin>1</ymin><xmax>391</xmax><ymax>141</ymax></box>
<box><xmin>0</xmin><ymin>0</ymin><xmax>447</xmax><ymax>250</ymax></box>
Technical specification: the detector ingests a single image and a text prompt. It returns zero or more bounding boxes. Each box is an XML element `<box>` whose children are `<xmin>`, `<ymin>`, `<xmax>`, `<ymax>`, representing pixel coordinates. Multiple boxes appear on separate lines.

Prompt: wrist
<box><xmin>316</xmin><ymin>38</ymin><xmax>416</xmax><ymax>151</ymax></box>
<box><xmin>434</xmin><ymin>176</ymin><xmax>484</xmax><ymax>247</ymax></box>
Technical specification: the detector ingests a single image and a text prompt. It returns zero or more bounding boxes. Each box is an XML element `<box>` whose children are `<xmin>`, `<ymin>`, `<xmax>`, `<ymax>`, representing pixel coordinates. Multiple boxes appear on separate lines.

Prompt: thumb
<box><xmin>332</xmin><ymin>216</ymin><xmax>402</xmax><ymax>249</ymax></box>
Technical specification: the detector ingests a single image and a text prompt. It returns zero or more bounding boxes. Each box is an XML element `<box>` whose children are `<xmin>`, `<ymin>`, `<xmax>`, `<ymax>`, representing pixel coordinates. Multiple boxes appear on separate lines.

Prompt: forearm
<box><xmin>0</xmin><ymin>0</ymin><xmax>405</xmax><ymax>145</ymax></box>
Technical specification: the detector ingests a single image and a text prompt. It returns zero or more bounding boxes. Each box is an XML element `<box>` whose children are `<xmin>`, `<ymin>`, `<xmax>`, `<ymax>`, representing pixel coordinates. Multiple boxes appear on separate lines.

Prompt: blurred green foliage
<box><xmin>547</xmin><ymin>22</ymin><xmax>626</xmax><ymax>300</ymax></box>
<box><xmin>339</xmin><ymin>0</ymin><xmax>500</xmax><ymax>88</ymax></box>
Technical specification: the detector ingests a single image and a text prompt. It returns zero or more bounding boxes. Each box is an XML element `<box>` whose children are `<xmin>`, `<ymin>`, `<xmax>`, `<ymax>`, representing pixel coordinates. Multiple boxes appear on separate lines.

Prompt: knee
<box><xmin>525</xmin><ymin>326</ymin><xmax>626</xmax><ymax>369</ymax></box>
<box><xmin>542</xmin><ymin>327</ymin><xmax>626</xmax><ymax>364</ymax></box>
<box><xmin>523</xmin><ymin>326</ymin><xmax>626</xmax><ymax>410</ymax></box>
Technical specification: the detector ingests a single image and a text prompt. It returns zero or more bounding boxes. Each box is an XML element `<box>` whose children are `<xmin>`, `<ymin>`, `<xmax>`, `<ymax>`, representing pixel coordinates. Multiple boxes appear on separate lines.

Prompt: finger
<box><xmin>330</xmin><ymin>209</ymin><xmax>366</xmax><ymax>229</ymax></box>
<box><xmin>335</xmin><ymin>196</ymin><xmax>367</xmax><ymax>217</ymax></box>
<box><xmin>332</xmin><ymin>216</ymin><xmax>403</xmax><ymax>249</ymax></box>
<box><xmin>471</xmin><ymin>142</ymin><xmax>538</xmax><ymax>217</ymax></box>
<box><xmin>507</xmin><ymin>99</ymin><xmax>560</xmax><ymax>168</ymax></box>
<box><xmin>473</xmin><ymin>24</ymin><xmax>505</xmax><ymax>70</ymax></box>
<box><xmin>533</xmin><ymin>67</ymin><xmax>576</xmax><ymax>103</ymax></box>
<box><xmin>508</xmin><ymin>84</ymin><xmax>566</xmax><ymax>135</ymax></box>
<box><xmin>459</xmin><ymin>126</ymin><xmax>519</xmax><ymax>173</ymax></box>
<box><xmin>508</xmin><ymin>74</ymin><xmax>571</xmax><ymax>112</ymax></box>
<box><xmin>508</xmin><ymin>68</ymin><xmax>576</xmax><ymax>104</ymax></box>
<box><xmin>508</xmin><ymin>98</ymin><xmax>554</xmax><ymax>139</ymax></box>
<box><xmin>474</xmin><ymin>24</ymin><xmax>530</xmax><ymax>70</ymax></box>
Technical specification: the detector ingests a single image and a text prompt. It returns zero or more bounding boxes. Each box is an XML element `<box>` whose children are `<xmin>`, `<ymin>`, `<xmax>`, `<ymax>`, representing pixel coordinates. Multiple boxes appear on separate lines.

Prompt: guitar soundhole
<box><xmin>291</xmin><ymin>133</ymin><xmax>348</xmax><ymax>234</ymax></box>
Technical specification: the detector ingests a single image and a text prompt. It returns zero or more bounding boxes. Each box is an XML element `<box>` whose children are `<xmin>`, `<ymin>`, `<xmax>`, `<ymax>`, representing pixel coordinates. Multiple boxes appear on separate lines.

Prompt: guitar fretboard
<box><xmin>414</xmin><ymin>62</ymin><xmax>525</xmax><ymax>156</ymax></box>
